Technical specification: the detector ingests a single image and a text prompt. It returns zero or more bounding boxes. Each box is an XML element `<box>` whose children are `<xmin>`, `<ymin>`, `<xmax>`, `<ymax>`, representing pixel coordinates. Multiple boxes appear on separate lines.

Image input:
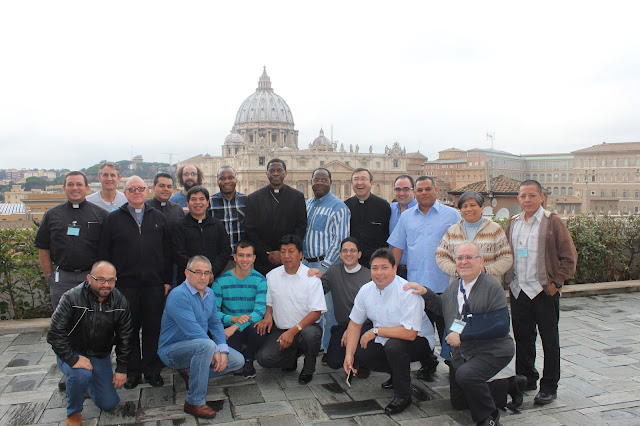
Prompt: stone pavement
<box><xmin>2</xmin><ymin>293</ymin><xmax>640</xmax><ymax>425</ymax></box>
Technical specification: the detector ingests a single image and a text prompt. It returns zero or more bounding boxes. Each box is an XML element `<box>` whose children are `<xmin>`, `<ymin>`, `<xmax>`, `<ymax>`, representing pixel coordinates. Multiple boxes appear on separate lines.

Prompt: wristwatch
<box><xmin>295</xmin><ymin>323</ymin><xmax>303</xmax><ymax>331</ymax></box>
<box><xmin>373</xmin><ymin>327</ymin><xmax>379</xmax><ymax>336</ymax></box>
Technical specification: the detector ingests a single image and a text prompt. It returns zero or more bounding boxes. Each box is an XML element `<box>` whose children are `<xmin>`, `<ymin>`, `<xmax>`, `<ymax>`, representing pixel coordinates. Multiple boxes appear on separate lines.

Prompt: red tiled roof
<box><xmin>450</xmin><ymin>175</ymin><xmax>521</xmax><ymax>194</ymax></box>
<box><xmin>572</xmin><ymin>142</ymin><xmax>640</xmax><ymax>154</ymax></box>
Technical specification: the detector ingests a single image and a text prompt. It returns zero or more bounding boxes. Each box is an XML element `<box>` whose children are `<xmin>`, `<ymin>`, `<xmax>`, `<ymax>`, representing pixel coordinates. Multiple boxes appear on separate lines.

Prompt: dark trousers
<box><xmin>425</xmin><ymin>304</ymin><xmax>446</xmax><ymax>370</ymax></box>
<box><xmin>397</xmin><ymin>265</ymin><xmax>408</xmax><ymax>280</ymax></box>
<box><xmin>326</xmin><ymin>322</ymin><xmax>372</xmax><ymax>370</ymax></box>
<box><xmin>510</xmin><ymin>290</ymin><xmax>560</xmax><ymax>393</ymax></box>
<box><xmin>49</xmin><ymin>270</ymin><xmax>89</xmax><ymax>309</ymax></box>
<box><xmin>449</xmin><ymin>354</ymin><xmax>512</xmax><ymax>423</ymax></box>
<box><xmin>120</xmin><ymin>286</ymin><xmax>165</xmax><ymax>378</ymax></box>
<box><xmin>226</xmin><ymin>324</ymin><xmax>265</xmax><ymax>361</ymax></box>
<box><xmin>355</xmin><ymin>337</ymin><xmax>432</xmax><ymax>399</ymax></box>
<box><xmin>256</xmin><ymin>324</ymin><xmax>322</xmax><ymax>374</ymax></box>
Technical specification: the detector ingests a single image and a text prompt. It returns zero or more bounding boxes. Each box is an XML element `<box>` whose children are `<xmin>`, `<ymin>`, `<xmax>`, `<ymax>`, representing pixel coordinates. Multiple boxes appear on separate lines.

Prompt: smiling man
<box><xmin>99</xmin><ymin>175</ymin><xmax>172</xmax><ymax>389</ymax></box>
<box><xmin>86</xmin><ymin>162</ymin><xmax>127</xmax><ymax>212</ymax></box>
<box><xmin>158</xmin><ymin>256</ymin><xmax>245</xmax><ymax>419</ymax></box>
<box><xmin>173</xmin><ymin>186</ymin><xmax>231</xmax><ymax>283</ymax></box>
<box><xmin>210</xmin><ymin>166</ymin><xmax>247</xmax><ymax>260</ymax></box>
<box><xmin>255</xmin><ymin>234</ymin><xmax>326</xmax><ymax>385</ymax></box>
<box><xmin>344</xmin><ymin>168</ymin><xmax>390</xmax><ymax>268</ymax></box>
<box><xmin>343</xmin><ymin>248</ymin><xmax>434</xmax><ymax>415</ymax></box>
<box><xmin>47</xmin><ymin>261</ymin><xmax>132</xmax><ymax>426</ymax></box>
<box><xmin>171</xmin><ymin>164</ymin><xmax>204</xmax><ymax>214</ymax></box>
<box><xmin>388</xmin><ymin>174</ymin><xmax>416</xmax><ymax>280</ymax></box>
<box><xmin>146</xmin><ymin>172</ymin><xmax>184</xmax><ymax>226</ymax></box>
<box><xmin>244</xmin><ymin>159</ymin><xmax>307</xmax><ymax>275</ymax></box>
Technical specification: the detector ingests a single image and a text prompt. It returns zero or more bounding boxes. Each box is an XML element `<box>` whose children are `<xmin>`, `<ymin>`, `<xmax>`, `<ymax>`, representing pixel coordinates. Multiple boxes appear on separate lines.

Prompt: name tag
<box><xmin>450</xmin><ymin>318</ymin><xmax>466</xmax><ymax>334</ymax></box>
<box><xmin>67</xmin><ymin>225</ymin><xmax>80</xmax><ymax>236</ymax></box>
<box><xmin>517</xmin><ymin>248</ymin><xmax>528</xmax><ymax>258</ymax></box>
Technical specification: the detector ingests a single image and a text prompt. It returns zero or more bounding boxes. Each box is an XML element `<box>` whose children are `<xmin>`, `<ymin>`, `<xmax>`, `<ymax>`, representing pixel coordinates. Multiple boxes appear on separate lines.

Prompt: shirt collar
<box><xmin>185</xmin><ymin>278</ymin><xmax>210</xmax><ymax>298</ymax></box>
<box><xmin>459</xmin><ymin>274</ymin><xmax>480</xmax><ymax>293</ymax></box>
<box><xmin>344</xmin><ymin>263</ymin><xmax>362</xmax><ymax>274</ymax></box>
<box><xmin>282</xmin><ymin>262</ymin><xmax>308</xmax><ymax>279</ymax></box>
<box><xmin>393</xmin><ymin>198</ymin><xmax>417</xmax><ymax>213</ymax></box>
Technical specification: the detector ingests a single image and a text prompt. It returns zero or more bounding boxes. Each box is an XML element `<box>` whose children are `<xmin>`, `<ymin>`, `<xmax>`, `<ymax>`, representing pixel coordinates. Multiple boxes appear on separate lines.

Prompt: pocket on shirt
<box><xmin>86</xmin><ymin>222</ymin><xmax>102</xmax><ymax>242</ymax></box>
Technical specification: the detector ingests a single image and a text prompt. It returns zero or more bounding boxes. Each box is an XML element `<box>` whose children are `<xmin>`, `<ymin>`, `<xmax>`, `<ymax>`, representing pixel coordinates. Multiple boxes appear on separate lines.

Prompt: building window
<box><xmin>553</xmin><ymin>187</ymin><xmax>559</xmax><ymax>195</ymax></box>
<box><xmin>613</xmin><ymin>159</ymin><xmax>618</xmax><ymax>167</ymax></box>
<box><xmin>547</xmin><ymin>174</ymin><xmax>552</xmax><ymax>181</ymax></box>
<box><xmin>561</xmin><ymin>187</ymin><xmax>567</xmax><ymax>195</ymax></box>
<box><xmin>561</xmin><ymin>173</ymin><xmax>567</xmax><ymax>181</ymax></box>
<box><xmin>568</xmin><ymin>187</ymin><xmax>574</xmax><ymax>196</ymax></box>
<box><xmin>345</xmin><ymin>161</ymin><xmax>349</xmax><ymax>166</ymax></box>
<box><xmin>376</xmin><ymin>162</ymin><xmax>381</xmax><ymax>168</ymax></box>
<box><xmin>569</xmin><ymin>173</ymin><xmax>574</xmax><ymax>182</ymax></box>
<box><xmin>249</xmin><ymin>134</ymin><xmax>254</xmax><ymax>143</ymax></box>
<box><xmin>612</xmin><ymin>190</ymin><xmax>617</xmax><ymax>197</ymax></box>
<box><xmin>331</xmin><ymin>184</ymin><xmax>337</xmax><ymax>193</ymax></box>
<box><xmin>624</xmin><ymin>158</ymin><xmax>629</xmax><ymax>166</ymax></box>
<box><xmin>259</xmin><ymin>157</ymin><xmax>265</xmax><ymax>166</ymax></box>
<box><xmin>272</xmin><ymin>133</ymin><xmax>277</xmax><ymax>143</ymax></box>
<box><xmin>601</xmin><ymin>190</ymin><xmax>606</xmax><ymax>197</ymax></box>
<box><xmin>393</xmin><ymin>160</ymin><xmax>399</xmax><ymax>168</ymax></box>
<box><xmin>636</xmin><ymin>207</ymin><xmax>639</xmax><ymax>214</ymax></box>
<box><xmin>298</xmin><ymin>184</ymin><xmax>304</xmax><ymax>194</ymax></box>
<box><xmin>592</xmin><ymin>175</ymin><xmax>596</xmax><ymax>182</ymax></box>
<box><xmin>623</xmin><ymin>191</ymin><xmax>628</xmax><ymax>198</ymax></box>
<box><xmin>636</xmin><ymin>191</ymin><xmax>639</xmax><ymax>198</ymax></box>
<box><xmin>320</xmin><ymin>161</ymin><xmax>324</xmax><ymax>166</ymax></box>
<box><xmin>600</xmin><ymin>159</ymin><xmax>606</xmax><ymax>167</ymax></box>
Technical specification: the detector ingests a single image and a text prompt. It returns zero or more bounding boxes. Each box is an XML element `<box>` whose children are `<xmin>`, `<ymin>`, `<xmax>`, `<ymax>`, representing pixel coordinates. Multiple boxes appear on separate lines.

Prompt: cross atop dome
<box><xmin>258</xmin><ymin>66</ymin><xmax>272</xmax><ymax>91</ymax></box>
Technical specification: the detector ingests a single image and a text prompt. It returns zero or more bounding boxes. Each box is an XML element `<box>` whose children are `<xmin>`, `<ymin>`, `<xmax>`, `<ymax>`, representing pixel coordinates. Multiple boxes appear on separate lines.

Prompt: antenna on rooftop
<box><xmin>486</xmin><ymin>131</ymin><xmax>495</xmax><ymax>150</ymax></box>
<box><xmin>161</xmin><ymin>153</ymin><xmax>182</xmax><ymax>165</ymax></box>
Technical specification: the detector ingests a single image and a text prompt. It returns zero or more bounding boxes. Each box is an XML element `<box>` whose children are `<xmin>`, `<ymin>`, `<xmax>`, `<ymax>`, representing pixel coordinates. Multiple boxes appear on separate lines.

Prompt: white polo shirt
<box><xmin>266</xmin><ymin>263</ymin><xmax>327</xmax><ymax>330</ymax></box>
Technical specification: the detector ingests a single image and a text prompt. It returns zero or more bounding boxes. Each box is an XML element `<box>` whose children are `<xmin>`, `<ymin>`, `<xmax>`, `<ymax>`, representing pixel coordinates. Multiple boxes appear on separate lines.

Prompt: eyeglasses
<box><xmin>312</xmin><ymin>178</ymin><xmax>330</xmax><ymax>184</ymax></box>
<box><xmin>90</xmin><ymin>275</ymin><xmax>117</xmax><ymax>285</ymax></box>
<box><xmin>182</xmin><ymin>172</ymin><xmax>198</xmax><ymax>177</ymax></box>
<box><xmin>125</xmin><ymin>187</ymin><xmax>146</xmax><ymax>193</ymax></box>
<box><xmin>341</xmin><ymin>249</ymin><xmax>359</xmax><ymax>254</ymax></box>
<box><xmin>394</xmin><ymin>187</ymin><xmax>413</xmax><ymax>192</ymax></box>
<box><xmin>455</xmin><ymin>255</ymin><xmax>483</xmax><ymax>262</ymax></box>
<box><xmin>187</xmin><ymin>269</ymin><xmax>213</xmax><ymax>277</ymax></box>
<box><xmin>352</xmin><ymin>177</ymin><xmax>370</xmax><ymax>182</ymax></box>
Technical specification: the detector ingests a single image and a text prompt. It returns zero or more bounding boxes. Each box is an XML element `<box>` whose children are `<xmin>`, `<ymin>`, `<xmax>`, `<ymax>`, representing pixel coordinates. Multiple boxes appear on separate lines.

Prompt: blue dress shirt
<box><xmin>389</xmin><ymin>198</ymin><xmax>418</xmax><ymax>266</ymax></box>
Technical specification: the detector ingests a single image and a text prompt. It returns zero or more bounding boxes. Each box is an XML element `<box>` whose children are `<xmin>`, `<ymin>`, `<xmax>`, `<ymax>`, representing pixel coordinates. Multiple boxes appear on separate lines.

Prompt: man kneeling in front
<box><xmin>158</xmin><ymin>255</ymin><xmax>244</xmax><ymax>419</ymax></box>
<box><xmin>47</xmin><ymin>261</ymin><xmax>132</xmax><ymax>426</ymax></box>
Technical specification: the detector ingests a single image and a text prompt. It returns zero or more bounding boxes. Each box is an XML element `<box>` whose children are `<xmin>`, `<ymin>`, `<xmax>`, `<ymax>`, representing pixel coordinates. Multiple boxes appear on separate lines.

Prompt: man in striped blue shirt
<box><xmin>210</xmin><ymin>166</ymin><xmax>247</xmax><ymax>264</ymax></box>
<box><xmin>303</xmin><ymin>168</ymin><xmax>351</xmax><ymax>353</ymax></box>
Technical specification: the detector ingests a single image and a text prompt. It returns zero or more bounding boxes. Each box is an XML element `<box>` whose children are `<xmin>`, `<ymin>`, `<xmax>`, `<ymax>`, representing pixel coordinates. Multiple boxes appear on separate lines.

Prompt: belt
<box><xmin>57</xmin><ymin>266</ymin><xmax>88</xmax><ymax>273</ymax></box>
<box><xmin>305</xmin><ymin>255</ymin><xmax>325</xmax><ymax>263</ymax></box>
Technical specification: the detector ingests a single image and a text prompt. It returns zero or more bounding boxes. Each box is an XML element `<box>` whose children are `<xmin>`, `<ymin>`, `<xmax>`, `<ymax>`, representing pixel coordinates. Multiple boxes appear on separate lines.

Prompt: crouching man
<box><xmin>47</xmin><ymin>261</ymin><xmax>132</xmax><ymax>426</ymax></box>
<box><xmin>158</xmin><ymin>256</ymin><xmax>244</xmax><ymax>419</ymax></box>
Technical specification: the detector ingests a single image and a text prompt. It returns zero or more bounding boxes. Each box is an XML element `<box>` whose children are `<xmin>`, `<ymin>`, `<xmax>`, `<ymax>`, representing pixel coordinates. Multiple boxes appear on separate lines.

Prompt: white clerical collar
<box><xmin>72</xmin><ymin>204</ymin><xmax>79</xmax><ymax>209</ymax></box>
<box><xmin>160</xmin><ymin>202</ymin><xmax>167</xmax><ymax>206</ymax></box>
<box><xmin>344</xmin><ymin>263</ymin><xmax>362</xmax><ymax>274</ymax></box>
<box><xmin>134</xmin><ymin>208</ymin><xmax>142</xmax><ymax>213</ymax></box>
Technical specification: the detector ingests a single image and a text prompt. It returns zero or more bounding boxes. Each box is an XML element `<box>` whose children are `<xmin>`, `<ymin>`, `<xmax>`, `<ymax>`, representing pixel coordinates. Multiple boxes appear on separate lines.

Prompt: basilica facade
<box><xmin>178</xmin><ymin>67</ymin><xmax>426</xmax><ymax>201</ymax></box>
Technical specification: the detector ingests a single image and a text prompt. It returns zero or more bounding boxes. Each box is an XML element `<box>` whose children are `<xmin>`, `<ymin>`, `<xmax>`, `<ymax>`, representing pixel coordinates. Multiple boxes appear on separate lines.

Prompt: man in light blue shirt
<box><xmin>388</xmin><ymin>176</ymin><xmax>460</xmax><ymax>371</ymax></box>
<box><xmin>303</xmin><ymin>168</ymin><xmax>351</xmax><ymax>353</ymax></box>
<box><xmin>389</xmin><ymin>174</ymin><xmax>417</xmax><ymax>280</ymax></box>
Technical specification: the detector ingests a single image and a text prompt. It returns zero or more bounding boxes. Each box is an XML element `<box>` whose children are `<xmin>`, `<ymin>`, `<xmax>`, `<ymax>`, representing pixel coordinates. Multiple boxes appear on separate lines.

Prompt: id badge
<box><xmin>517</xmin><ymin>248</ymin><xmax>528</xmax><ymax>258</ymax></box>
<box><xmin>450</xmin><ymin>318</ymin><xmax>466</xmax><ymax>334</ymax></box>
<box><xmin>67</xmin><ymin>224</ymin><xmax>80</xmax><ymax>236</ymax></box>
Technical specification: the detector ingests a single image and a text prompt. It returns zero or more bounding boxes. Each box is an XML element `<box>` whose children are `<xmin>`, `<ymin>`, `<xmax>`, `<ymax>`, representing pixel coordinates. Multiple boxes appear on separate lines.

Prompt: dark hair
<box><xmin>416</xmin><ymin>175</ymin><xmax>436</xmax><ymax>187</ymax></box>
<box><xmin>235</xmin><ymin>239</ymin><xmax>255</xmax><ymax>254</ymax></box>
<box><xmin>370</xmin><ymin>248</ymin><xmax>396</xmax><ymax>267</ymax></box>
<box><xmin>279</xmin><ymin>234</ymin><xmax>303</xmax><ymax>252</ymax></box>
<box><xmin>351</xmin><ymin>168</ymin><xmax>373</xmax><ymax>181</ymax></box>
<box><xmin>187</xmin><ymin>185</ymin><xmax>210</xmax><ymax>201</ymax></box>
<box><xmin>394</xmin><ymin>174</ymin><xmax>415</xmax><ymax>188</ymax></box>
<box><xmin>65</xmin><ymin>171</ymin><xmax>88</xmax><ymax>186</ymax></box>
<box><xmin>340</xmin><ymin>236</ymin><xmax>361</xmax><ymax>252</ymax></box>
<box><xmin>177</xmin><ymin>165</ymin><xmax>204</xmax><ymax>187</ymax></box>
<box><xmin>458</xmin><ymin>190</ymin><xmax>484</xmax><ymax>209</ymax></box>
<box><xmin>98</xmin><ymin>161</ymin><xmax>120</xmax><ymax>172</ymax></box>
<box><xmin>267</xmin><ymin>158</ymin><xmax>286</xmax><ymax>171</ymax></box>
<box><xmin>519</xmin><ymin>180</ymin><xmax>543</xmax><ymax>193</ymax></box>
<box><xmin>153</xmin><ymin>172</ymin><xmax>174</xmax><ymax>186</ymax></box>
<box><xmin>312</xmin><ymin>167</ymin><xmax>332</xmax><ymax>180</ymax></box>
<box><xmin>217</xmin><ymin>166</ymin><xmax>236</xmax><ymax>179</ymax></box>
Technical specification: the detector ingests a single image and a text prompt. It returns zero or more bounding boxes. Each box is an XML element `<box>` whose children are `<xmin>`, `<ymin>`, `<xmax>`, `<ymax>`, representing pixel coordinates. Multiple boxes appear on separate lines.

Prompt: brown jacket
<box><xmin>504</xmin><ymin>209</ymin><xmax>577</xmax><ymax>296</ymax></box>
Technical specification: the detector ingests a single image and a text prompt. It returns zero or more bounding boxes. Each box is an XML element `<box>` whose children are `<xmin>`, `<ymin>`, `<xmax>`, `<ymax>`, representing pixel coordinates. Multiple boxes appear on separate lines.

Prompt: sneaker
<box><xmin>243</xmin><ymin>360</ymin><xmax>256</xmax><ymax>379</ymax></box>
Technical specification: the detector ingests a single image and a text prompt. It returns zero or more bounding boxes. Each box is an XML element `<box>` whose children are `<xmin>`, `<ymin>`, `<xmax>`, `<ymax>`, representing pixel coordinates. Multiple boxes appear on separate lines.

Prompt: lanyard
<box><xmin>459</xmin><ymin>279</ymin><xmax>470</xmax><ymax>321</ymax></box>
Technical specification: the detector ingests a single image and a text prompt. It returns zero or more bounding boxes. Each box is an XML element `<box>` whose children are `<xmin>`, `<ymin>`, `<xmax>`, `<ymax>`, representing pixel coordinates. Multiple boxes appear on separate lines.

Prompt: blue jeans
<box><xmin>57</xmin><ymin>355</ymin><xmax>120</xmax><ymax>417</ymax></box>
<box><xmin>159</xmin><ymin>339</ymin><xmax>244</xmax><ymax>405</ymax></box>
<box><xmin>302</xmin><ymin>259</ymin><xmax>334</xmax><ymax>351</ymax></box>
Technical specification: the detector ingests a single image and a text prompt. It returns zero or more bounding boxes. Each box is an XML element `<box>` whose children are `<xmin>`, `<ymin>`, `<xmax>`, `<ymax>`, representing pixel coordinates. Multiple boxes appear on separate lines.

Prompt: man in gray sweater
<box><xmin>405</xmin><ymin>241</ymin><xmax>514</xmax><ymax>426</ymax></box>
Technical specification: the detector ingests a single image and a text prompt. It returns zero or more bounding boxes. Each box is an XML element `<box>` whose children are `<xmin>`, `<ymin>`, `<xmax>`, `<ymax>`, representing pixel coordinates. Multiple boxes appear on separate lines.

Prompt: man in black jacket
<box><xmin>99</xmin><ymin>176</ymin><xmax>172</xmax><ymax>389</ymax></box>
<box><xmin>173</xmin><ymin>186</ymin><xmax>232</xmax><ymax>282</ymax></box>
<box><xmin>47</xmin><ymin>261</ymin><xmax>132</xmax><ymax>426</ymax></box>
<box><xmin>244</xmin><ymin>159</ymin><xmax>307</xmax><ymax>275</ymax></box>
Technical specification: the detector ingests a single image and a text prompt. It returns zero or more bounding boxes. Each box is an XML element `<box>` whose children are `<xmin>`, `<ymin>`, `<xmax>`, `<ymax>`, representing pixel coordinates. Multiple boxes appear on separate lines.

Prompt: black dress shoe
<box><xmin>384</xmin><ymin>396</ymin><xmax>412</xmax><ymax>415</ymax></box>
<box><xmin>416</xmin><ymin>367</ymin><xmax>434</xmax><ymax>381</ymax></box>
<box><xmin>476</xmin><ymin>409</ymin><xmax>500</xmax><ymax>425</ymax></box>
<box><xmin>298</xmin><ymin>372</ymin><xmax>313</xmax><ymax>384</ymax></box>
<box><xmin>381</xmin><ymin>376</ymin><xmax>394</xmax><ymax>389</ymax></box>
<box><xmin>507</xmin><ymin>375</ymin><xmax>527</xmax><ymax>409</ymax></box>
<box><xmin>534</xmin><ymin>391</ymin><xmax>557</xmax><ymax>405</ymax></box>
<box><xmin>145</xmin><ymin>374</ymin><xmax>164</xmax><ymax>387</ymax></box>
<box><xmin>124</xmin><ymin>376</ymin><xmax>142</xmax><ymax>389</ymax></box>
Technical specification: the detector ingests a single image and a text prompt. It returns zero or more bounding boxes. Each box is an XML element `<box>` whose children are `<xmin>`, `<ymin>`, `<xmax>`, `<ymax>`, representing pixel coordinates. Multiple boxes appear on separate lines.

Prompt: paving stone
<box><xmin>397</xmin><ymin>415</ymin><xmax>462</xmax><ymax>425</ymax></box>
<box><xmin>590</xmin><ymin>391</ymin><xmax>640</xmax><ymax>406</ymax></box>
<box><xmin>258</xmin><ymin>413</ymin><xmax>301</xmax><ymax>426</ymax></box>
<box><xmin>308</xmin><ymin>381</ymin><xmax>351</xmax><ymax>404</ymax></box>
<box><xmin>415</xmin><ymin>398</ymin><xmax>458</xmax><ymax>417</ymax></box>
<box><xmin>233</xmin><ymin>401</ymin><xmax>294</xmax><ymax>420</ymax></box>
<box><xmin>322</xmin><ymin>399</ymin><xmax>383</xmax><ymax>419</ymax></box>
<box><xmin>45</xmin><ymin>389</ymin><xmax>66</xmax><ymax>409</ymax></box>
<box><xmin>284</xmin><ymin>385</ymin><xmax>315</xmax><ymax>401</ymax></box>
<box><xmin>10</xmin><ymin>332</ymin><xmax>45</xmax><ymax>346</ymax></box>
<box><xmin>375</xmin><ymin>399</ymin><xmax>427</xmax><ymax>421</ymax></box>
<box><xmin>114</xmin><ymin>387</ymin><xmax>141</xmax><ymax>403</ymax></box>
<box><xmin>0</xmin><ymin>389</ymin><xmax>53</xmax><ymax>405</ymax></box>
<box><xmin>353</xmin><ymin>413</ymin><xmax>397</xmax><ymax>425</ymax></box>
<box><xmin>559</xmin><ymin>376</ymin><xmax>606</xmax><ymax>398</ymax></box>
<box><xmin>38</xmin><ymin>404</ymin><xmax>101</xmax><ymax>424</ymax></box>
<box><xmin>499</xmin><ymin>412</ymin><xmax>561</xmax><ymax>425</ymax></box>
<box><xmin>3</xmin><ymin>373</ymin><xmax>45</xmax><ymax>393</ymax></box>
<box><xmin>255</xmin><ymin>373</ymin><xmax>287</xmax><ymax>402</ymax></box>
<box><xmin>290</xmin><ymin>398</ymin><xmax>329</xmax><ymax>423</ymax></box>
<box><xmin>7</xmin><ymin>351</ymin><xmax>45</xmax><ymax>367</ymax></box>
<box><xmin>227</xmin><ymin>383</ymin><xmax>264</xmax><ymax>406</ymax></box>
<box><xmin>140</xmin><ymin>384</ymin><xmax>174</xmax><ymax>408</ymax></box>
<box><xmin>97</xmin><ymin>400</ymin><xmax>138</xmax><ymax>425</ymax></box>
<box><xmin>0</xmin><ymin>400</ymin><xmax>47</xmax><ymax>425</ymax></box>
<box><xmin>308</xmin><ymin>419</ymin><xmax>357</xmax><ymax>426</ymax></box>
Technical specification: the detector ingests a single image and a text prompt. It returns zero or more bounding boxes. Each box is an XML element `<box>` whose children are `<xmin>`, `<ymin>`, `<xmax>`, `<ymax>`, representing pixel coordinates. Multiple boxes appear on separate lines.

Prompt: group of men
<box><xmin>39</xmin><ymin>158</ymin><xmax>576</xmax><ymax>425</ymax></box>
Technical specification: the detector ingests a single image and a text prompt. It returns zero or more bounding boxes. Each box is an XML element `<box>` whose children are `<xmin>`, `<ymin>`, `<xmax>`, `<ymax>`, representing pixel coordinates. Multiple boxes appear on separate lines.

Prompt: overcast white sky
<box><xmin>1</xmin><ymin>1</ymin><xmax>639</xmax><ymax>170</ymax></box>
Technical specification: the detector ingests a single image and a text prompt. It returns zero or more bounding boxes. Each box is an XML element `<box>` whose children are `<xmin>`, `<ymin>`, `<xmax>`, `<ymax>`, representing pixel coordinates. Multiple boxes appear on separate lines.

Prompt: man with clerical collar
<box><xmin>173</xmin><ymin>185</ymin><xmax>231</xmax><ymax>283</ymax></box>
<box><xmin>405</xmin><ymin>242</ymin><xmax>514</xmax><ymax>426</ymax></box>
<box><xmin>171</xmin><ymin>164</ymin><xmax>204</xmax><ymax>214</ymax></box>
<box><xmin>158</xmin><ymin>256</ymin><xmax>245</xmax><ymax>419</ymax></box>
<box><xmin>146</xmin><ymin>172</ymin><xmax>184</xmax><ymax>226</ymax></box>
<box><xmin>86</xmin><ymin>161</ymin><xmax>127</xmax><ymax>212</ymax></box>
<box><xmin>255</xmin><ymin>234</ymin><xmax>326</xmax><ymax>385</ymax></box>
<box><xmin>343</xmin><ymin>248</ymin><xmax>434</xmax><ymax>415</ymax></box>
<box><xmin>99</xmin><ymin>175</ymin><xmax>172</xmax><ymax>390</ymax></box>
<box><xmin>244</xmin><ymin>159</ymin><xmax>307</xmax><ymax>275</ymax></box>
